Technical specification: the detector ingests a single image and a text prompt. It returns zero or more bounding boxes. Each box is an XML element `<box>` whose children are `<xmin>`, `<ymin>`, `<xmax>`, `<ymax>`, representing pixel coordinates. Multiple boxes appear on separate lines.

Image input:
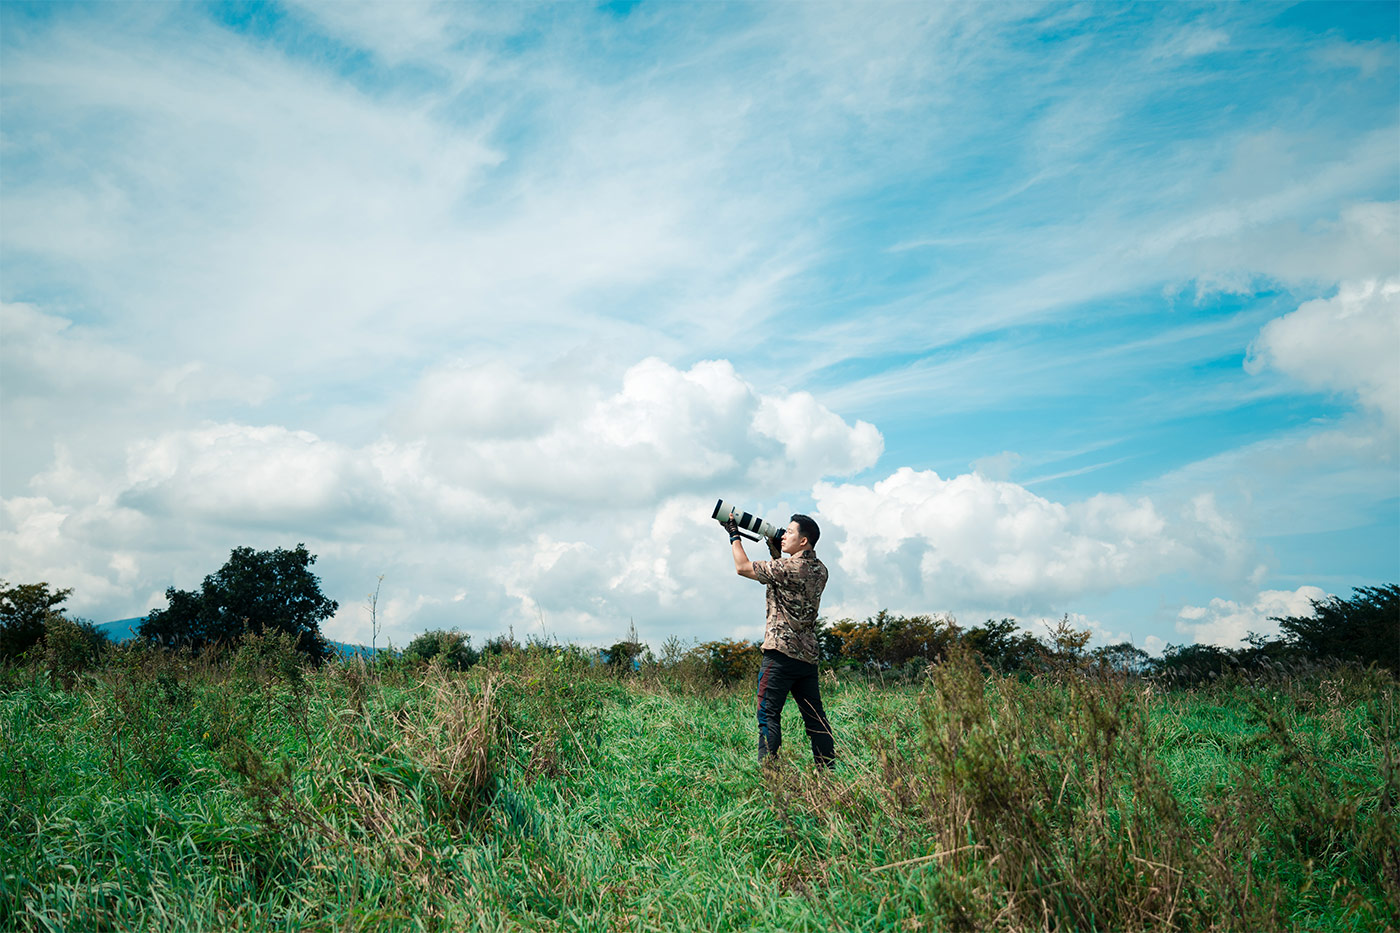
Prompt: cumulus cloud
<box><xmin>118</xmin><ymin>424</ymin><xmax>395</xmax><ymax>530</ymax></box>
<box><xmin>1247</xmin><ymin>278</ymin><xmax>1400</xmax><ymax>430</ymax></box>
<box><xmin>1</xmin><ymin>357</ymin><xmax>879</xmax><ymax>639</ymax></box>
<box><xmin>813</xmin><ymin>467</ymin><xmax>1252</xmax><ymax>613</ymax></box>
<box><xmin>1177</xmin><ymin>586</ymin><xmax>1328</xmax><ymax>647</ymax></box>
<box><xmin>0</xmin><ymin>496</ymin><xmax>142</xmax><ymax>613</ymax></box>
<box><xmin>402</xmin><ymin>357</ymin><xmax>882</xmax><ymax>509</ymax></box>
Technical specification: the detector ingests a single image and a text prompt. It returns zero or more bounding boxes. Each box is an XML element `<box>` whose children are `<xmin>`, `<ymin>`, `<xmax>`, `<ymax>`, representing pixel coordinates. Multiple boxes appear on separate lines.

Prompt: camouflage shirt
<box><xmin>750</xmin><ymin>549</ymin><xmax>827</xmax><ymax>665</ymax></box>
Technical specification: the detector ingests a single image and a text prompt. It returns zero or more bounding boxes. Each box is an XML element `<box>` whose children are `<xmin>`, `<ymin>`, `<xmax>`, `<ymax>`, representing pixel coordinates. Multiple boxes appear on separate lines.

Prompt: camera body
<box><xmin>713</xmin><ymin>499</ymin><xmax>782</xmax><ymax>541</ymax></box>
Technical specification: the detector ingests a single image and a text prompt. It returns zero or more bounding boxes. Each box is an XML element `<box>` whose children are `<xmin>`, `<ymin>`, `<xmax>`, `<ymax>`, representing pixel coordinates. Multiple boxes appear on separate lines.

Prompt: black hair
<box><xmin>790</xmin><ymin>513</ymin><xmax>820</xmax><ymax>548</ymax></box>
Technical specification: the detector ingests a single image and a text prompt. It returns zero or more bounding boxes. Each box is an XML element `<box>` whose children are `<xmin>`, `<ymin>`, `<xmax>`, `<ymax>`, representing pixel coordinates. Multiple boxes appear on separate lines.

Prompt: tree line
<box><xmin>2</xmin><ymin>544</ymin><xmax>1395</xmax><ymax>687</ymax></box>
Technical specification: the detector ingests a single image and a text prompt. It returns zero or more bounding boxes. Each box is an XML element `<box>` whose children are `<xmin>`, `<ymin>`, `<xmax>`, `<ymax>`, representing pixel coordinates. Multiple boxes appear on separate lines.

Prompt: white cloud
<box><xmin>1151</xmin><ymin>27</ymin><xmax>1229</xmax><ymax>61</ymax></box>
<box><xmin>402</xmin><ymin>357</ymin><xmax>882</xmax><ymax>508</ymax></box>
<box><xmin>812</xmin><ymin>467</ymin><xmax>1253</xmax><ymax>613</ymax></box>
<box><xmin>1146</xmin><ymin>416</ymin><xmax>1397</xmax><ymax>540</ymax></box>
<box><xmin>1177</xmin><ymin>586</ymin><xmax>1328</xmax><ymax>647</ymax></box>
<box><xmin>1247</xmin><ymin>278</ymin><xmax>1400</xmax><ymax>430</ymax></box>
<box><xmin>284</xmin><ymin>0</ymin><xmax>470</xmax><ymax>67</ymax></box>
<box><xmin>118</xmin><ymin>424</ymin><xmax>395</xmax><ymax>529</ymax></box>
<box><xmin>1</xmin><ymin>7</ymin><xmax>800</xmax><ymax>391</ymax></box>
<box><xmin>1</xmin><ymin>357</ymin><xmax>879</xmax><ymax>641</ymax></box>
<box><xmin>1314</xmin><ymin>38</ymin><xmax>1398</xmax><ymax>79</ymax></box>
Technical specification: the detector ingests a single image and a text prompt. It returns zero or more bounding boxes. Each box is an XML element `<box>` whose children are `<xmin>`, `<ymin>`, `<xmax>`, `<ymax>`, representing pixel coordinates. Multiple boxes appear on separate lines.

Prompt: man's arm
<box><xmin>724</xmin><ymin>518</ymin><xmax>760</xmax><ymax>580</ymax></box>
<box><xmin>732</xmin><ymin>537</ymin><xmax>759</xmax><ymax>580</ymax></box>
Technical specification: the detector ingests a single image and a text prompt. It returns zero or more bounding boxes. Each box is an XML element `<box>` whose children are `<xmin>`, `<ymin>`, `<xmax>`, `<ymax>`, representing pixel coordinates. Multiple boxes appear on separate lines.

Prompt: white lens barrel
<box><xmin>712</xmin><ymin>499</ymin><xmax>735</xmax><ymax>523</ymax></box>
<box><xmin>713</xmin><ymin>498</ymin><xmax>778</xmax><ymax>540</ymax></box>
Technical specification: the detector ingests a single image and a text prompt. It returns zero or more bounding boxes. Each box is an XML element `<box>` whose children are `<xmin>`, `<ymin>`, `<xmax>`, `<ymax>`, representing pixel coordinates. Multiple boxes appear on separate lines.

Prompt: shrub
<box><xmin>403</xmin><ymin>629</ymin><xmax>479</xmax><ymax>671</ymax></box>
<box><xmin>232</xmin><ymin>629</ymin><xmax>307</xmax><ymax>689</ymax></box>
<box><xmin>604</xmin><ymin>640</ymin><xmax>645</xmax><ymax>672</ymax></box>
<box><xmin>1155</xmin><ymin>641</ymin><xmax>1243</xmax><ymax>687</ymax></box>
<box><xmin>824</xmin><ymin>610</ymin><xmax>960</xmax><ymax>670</ymax></box>
<box><xmin>480</xmin><ymin>631</ymin><xmax>518</xmax><ymax>658</ymax></box>
<box><xmin>42</xmin><ymin>615</ymin><xmax>108</xmax><ymax>685</ymax></box>
<box><xmin>1090</xmin><ymin>641</ymin><xmax>1151</xmax><ymax>675</ymax></box>
<box><xmin>99</xmin><ymin>642</ymin><xmax>196</xmax><ymax>789</ymax></box>
<box><xmin>644</xmin><ymin>634</ymin><xmax>711</xmax><ymax>691</ymax></box>
<box><xmin>699</xmin><ymin>638</ymin><xmax>762</xmax><ymax>685</ymax></box>
<box><xmin>961</xmin><ymin>617</ymin><xmax>1043</xmax><ymax>673</ymax></box>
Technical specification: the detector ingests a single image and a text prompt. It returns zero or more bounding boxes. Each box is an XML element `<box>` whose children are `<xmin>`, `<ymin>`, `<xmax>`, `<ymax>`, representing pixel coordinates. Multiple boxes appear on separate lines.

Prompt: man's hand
<box><xmin>766</xmin><ymin>529</ymin><xmax>783</xmax><ymax>559</ymax></box>
<box><xmin>724</xmin><ymin>517</ymin><xmax>740</xmax><ymax>540</ymax></box>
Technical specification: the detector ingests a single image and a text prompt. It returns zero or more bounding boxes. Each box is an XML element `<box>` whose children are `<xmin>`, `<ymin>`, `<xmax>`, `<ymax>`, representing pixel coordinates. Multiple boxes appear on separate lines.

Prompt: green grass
<box><xmin>1</xmin><ymin>641</ymin><xmax>1395</xmax><ymax>932</ymax></box>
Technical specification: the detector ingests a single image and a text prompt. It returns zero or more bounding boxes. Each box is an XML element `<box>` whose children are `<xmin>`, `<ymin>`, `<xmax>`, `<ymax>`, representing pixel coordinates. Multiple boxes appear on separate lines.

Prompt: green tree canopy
<box><xmin>961</xmin><ymin>617</ymin><xmax>1043</xmax><ymax>674</ymax></box>
<box><xmin>0</xmin><ymin>581</ymin><xmax>73</xmax><ymax>660</ymax></box>
<box><xmin>139</xmin><ymin>544</ymin><xmax>337</xmax><ymax>661</ymax></box>
<box><xmin>402</xmin><ymin>629</ymin><xmax>478</xmax><ymax>671</ymax></box>
<box><xmin>1273</xmin><ymin>584</ymin><xmax>1399</xmax><ymax>673</ymax></box>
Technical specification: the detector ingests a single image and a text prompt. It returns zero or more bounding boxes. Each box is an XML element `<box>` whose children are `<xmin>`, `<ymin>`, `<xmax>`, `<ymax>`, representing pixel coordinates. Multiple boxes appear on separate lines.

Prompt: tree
<box><xmin>962</xmin><ymin>618</ymin><xmax>1043</xmax><ymax>674</ymax></box>
<box><xmin>824</xmin><ymin>610</ymin><xmax>961</xmax><ymax>669</ymax></box>
<box><xmin>700</xmin><ymin>639</ymin><xmax>762</xmax><ymax>685</ymax></box>
<box><xmin>0</xmin><ymin>581</ymin><xmax>73</xmax><ymax>660</ymax></box>
<box><xmin>1273</xmin><ymin>584</ymin><xmax>1399</xmax><ymax>673</ymax></box>
<box><xmin>604</xmin><ymin>639</ymin><xmax>645</xmax><ymax>672</ymax></box>
<box><xmin>1091</xmin><ymin>642</ymin><xmax>1151</xmax><ymax>676</ymax></box>
<box><xmin>604</xmin><ymin>620</ymin><xmax>646</xmax><ymax>673</ymax></box>
<box><xmin>139</xmin><ymin>544</ymin><xmax>337</xmax><ymax>661</ymax></box>
<box><xmin>403</xmin><ymin>629</ymin><xmax>479</xmax><ymax>671</ymax></box>
<box><xmin>43</xmin><ymin>615</ymin><xmax>108</xmax><ymax>684</ymax></box>
<box><xmin>1153</xmin><ymin>642</ymin><xmax>1239</xmax><ymax>686</ymax></box>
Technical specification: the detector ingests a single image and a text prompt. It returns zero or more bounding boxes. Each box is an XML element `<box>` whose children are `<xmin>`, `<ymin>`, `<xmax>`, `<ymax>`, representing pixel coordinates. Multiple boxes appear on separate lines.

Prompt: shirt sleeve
<box><xmin>750</xmin><ymin>559</ymin><xmax>777</xmax><ymax>585</ymax></box>
<box><xmin>751</xmin><ymin>559</ymin><xmax>804</xmax><ymax>589</ymax></box>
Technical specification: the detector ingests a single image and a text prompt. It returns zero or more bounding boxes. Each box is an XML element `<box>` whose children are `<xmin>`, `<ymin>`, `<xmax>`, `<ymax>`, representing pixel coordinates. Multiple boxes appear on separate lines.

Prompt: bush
<box><xmin>480</xmin><ymin>632</ymin><xmax>518</xmax><ymax>658</ymax></box>
<box><xmin>232</xmin><ymin>630</ymin><xmax>308</xmax><ymax>689</ymax></box>
<box><xmin>961</xmin><ymin>617</ymin><xmax>1043</xmax><ymax>674</ymax></box>
<box><xmin>1091</xmin><ymin>641</ymin><xmax>1151</xmax><ymax>675</ymax></box>
<box><xmin>698</xmin><ymin>639</ymin><xmax>762</xmax><ymax>686</ymax></box>
<box><xmin>43</xmin><ymin>615</ymin><xmax>108</xmax><ymax>685</ymax></box>
<box><xmin>824</xmin><ymin>610</ymin><xmax>960</xmax><ymax>670</ymax></box>
<box><xmin>604</xmin><ymin>640</ymin><xmax>646</xmax><ymax>673</ymax></box>
<box><xmin>643</xmin><ymin>635</ymin><xmax>711</xmax><ymax>691</ymax></box>
<box><xmin>403</xmin><ymin>629</ymin><xmax>479</xmax><ymax>671</ymax></box>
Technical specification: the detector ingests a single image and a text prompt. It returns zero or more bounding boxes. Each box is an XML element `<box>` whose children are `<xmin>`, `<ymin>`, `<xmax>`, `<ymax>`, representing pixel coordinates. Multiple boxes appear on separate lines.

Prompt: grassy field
<box><xmin>1</xmin><ymin>640</ymin><xmax>1395</xmax><ymax>932</ymax></box>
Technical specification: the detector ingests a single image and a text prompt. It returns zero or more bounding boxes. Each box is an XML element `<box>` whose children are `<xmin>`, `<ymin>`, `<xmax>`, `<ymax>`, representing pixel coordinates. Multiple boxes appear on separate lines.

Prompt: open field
<box><xmin>2</xmin><ymin>643</ymin><xmax>1395</xmax><ymax>932</ymax></box>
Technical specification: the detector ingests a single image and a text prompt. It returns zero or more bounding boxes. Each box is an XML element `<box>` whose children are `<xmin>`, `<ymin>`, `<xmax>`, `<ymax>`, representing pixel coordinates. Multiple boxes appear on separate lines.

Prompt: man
<box><xmin>725</xmin><ymin>512</ymin><xmax>836</xmax><ymax>768</ymax></box>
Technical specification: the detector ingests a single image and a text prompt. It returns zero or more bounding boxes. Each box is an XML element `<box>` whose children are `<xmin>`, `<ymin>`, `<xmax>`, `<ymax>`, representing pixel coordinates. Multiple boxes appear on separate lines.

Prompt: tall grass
<box><xmin>1</xmin><ymin>637</ymin><xmax>1394</xmax><ymax>931</ymax></box>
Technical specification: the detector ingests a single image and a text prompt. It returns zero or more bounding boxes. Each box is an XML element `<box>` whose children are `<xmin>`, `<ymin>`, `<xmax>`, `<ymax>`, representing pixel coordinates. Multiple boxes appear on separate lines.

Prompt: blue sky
<box><xmin>2</xmin><ymin>1</ymin><xmax>1397</xmax><ymax>653</ymax></box>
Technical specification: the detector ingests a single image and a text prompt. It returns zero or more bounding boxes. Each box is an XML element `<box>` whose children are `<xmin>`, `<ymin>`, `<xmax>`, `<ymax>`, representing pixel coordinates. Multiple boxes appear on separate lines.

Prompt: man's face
<box><xmin>780</xmin><ymin>521</ymin><xmax>806</xmax><ymax>555</ymax></box>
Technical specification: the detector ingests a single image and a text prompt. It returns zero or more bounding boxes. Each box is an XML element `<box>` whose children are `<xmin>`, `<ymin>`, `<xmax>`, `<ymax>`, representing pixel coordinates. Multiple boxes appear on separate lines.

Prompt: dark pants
<box><xmin>756</xmin><ymin>649</ymin><xmax>836</xmax><ymax>767</ymax></box>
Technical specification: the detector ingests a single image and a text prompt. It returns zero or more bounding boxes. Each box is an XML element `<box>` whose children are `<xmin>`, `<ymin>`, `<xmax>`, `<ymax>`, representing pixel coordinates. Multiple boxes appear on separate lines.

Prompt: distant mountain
<box><xmin>95</xmin><ymin>617</ymin><xmax>145</xmax><ymax>642</ymax></box>
<box><xmin>94</xmin><ymin>616</ymin><xmax>383</xmax><ymax>658</ymax></box>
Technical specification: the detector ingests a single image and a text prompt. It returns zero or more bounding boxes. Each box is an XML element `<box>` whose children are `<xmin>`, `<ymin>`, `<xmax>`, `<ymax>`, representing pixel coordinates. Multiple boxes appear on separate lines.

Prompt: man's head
<box><xmin>780</xmin><ymin>513</ymin><xmax>820</xmax><ymax>554</ymax></box>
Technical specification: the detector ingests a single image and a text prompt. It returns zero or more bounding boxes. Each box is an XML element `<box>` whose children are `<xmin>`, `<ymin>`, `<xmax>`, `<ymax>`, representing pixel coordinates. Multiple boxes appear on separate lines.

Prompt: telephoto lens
<box><xmin>712</xmin><ymin>499</ymin><xmax>778</xmax><ymax>540</ymax></box>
